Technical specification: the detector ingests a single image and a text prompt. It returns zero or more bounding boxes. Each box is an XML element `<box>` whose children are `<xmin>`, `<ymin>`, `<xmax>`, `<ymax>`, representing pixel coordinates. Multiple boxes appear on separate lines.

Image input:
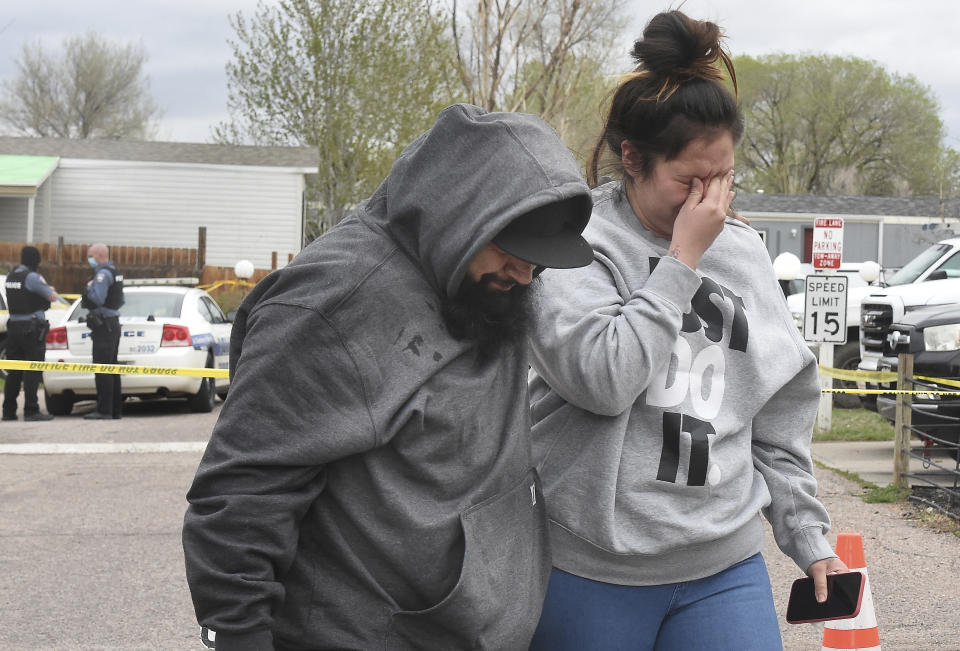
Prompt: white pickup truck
<box><xmin>858</xmin><ymin>237</ymin><xmax>960</xmax><ymax>408</ymax></box>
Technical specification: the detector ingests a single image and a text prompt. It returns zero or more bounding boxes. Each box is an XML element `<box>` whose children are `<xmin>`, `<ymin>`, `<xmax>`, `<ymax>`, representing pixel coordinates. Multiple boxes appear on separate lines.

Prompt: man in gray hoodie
<box><xmin>182</xmin><ymin>104</ymin><xmax>593</xmax><ymax>650</ymax></box>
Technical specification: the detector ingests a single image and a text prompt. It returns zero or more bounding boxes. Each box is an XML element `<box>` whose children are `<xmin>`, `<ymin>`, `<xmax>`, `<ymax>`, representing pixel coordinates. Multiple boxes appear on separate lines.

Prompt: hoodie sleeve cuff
<box><xmin>790</xmin><ymin>527</ymin><xmax>838</xmax><ymax>574</ymax></box>
<box><xmin>640</xmin><ymin>255</ymin><xmax>702</xmax><ymax>314</ymax></box>
<box><xmin>209</xmin><ymin>629</ymin><xmax>274</xmax><ymax>651</ymax></box>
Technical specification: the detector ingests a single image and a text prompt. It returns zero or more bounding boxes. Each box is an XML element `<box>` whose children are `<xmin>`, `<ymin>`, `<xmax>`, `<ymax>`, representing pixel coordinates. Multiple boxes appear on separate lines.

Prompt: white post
<box><xmin>877</xmin><ymin>220</ymin><xmax>884</xmax><ymax>268</ymax></box>
<box><xmin>41</xmin><ymin>177</ymin><xmax>53</xmax><ymax>243</ymax></box>
<box><xmin>817</xmin><ymin>343</ymin><xmax>834</xmax><ymax>433</ymax></box>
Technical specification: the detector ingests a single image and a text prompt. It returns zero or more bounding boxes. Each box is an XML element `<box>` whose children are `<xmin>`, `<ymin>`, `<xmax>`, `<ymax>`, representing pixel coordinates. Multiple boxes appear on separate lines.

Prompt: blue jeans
<box><xmin>529</xmin><ymin>553</ymin><xmax>782</xmax><ymax>651</ymax></box>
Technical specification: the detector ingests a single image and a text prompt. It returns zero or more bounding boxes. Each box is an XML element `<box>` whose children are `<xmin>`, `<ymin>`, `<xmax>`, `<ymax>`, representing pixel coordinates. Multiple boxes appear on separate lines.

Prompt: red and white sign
<box><xmin>812</xmin><ymin>217</ymin><xmax>844</xmax><ymax>269</ymax></box>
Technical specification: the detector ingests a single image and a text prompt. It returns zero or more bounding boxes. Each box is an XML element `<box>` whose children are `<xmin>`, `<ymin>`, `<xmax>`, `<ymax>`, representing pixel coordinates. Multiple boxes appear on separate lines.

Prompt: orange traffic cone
<box><xmin>821</xmin><ymin>532</ymin><xmax>881</xmax><ymax>650</ymax></box>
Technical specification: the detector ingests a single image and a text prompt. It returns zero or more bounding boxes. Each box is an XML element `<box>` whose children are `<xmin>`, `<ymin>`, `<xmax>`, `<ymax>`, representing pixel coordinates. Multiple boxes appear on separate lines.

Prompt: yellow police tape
<box><xmin>197</xmin><ymin>279</ymin><xmax>255</xmax><ymax>293</ymax></box>
<box><xmin>818</xmin><ymin>365</ymin><xmax>960</xmax><ymax>396</ymax></box>
<box><xmin>817</xmin><ymin>366</ymin><xmax>896</xmax><ymax>383</ymax></box>
<box><xmin>0</xmin><ymin>359</ymin><xmax>229</xmax><ymax>379</ymax></box>
<box><xmin>0</xmin><ymin>359</ymin><xmax>956</xmax><ymax>396</ymax></box>
<box><xmin>916</xmin><ymin>374</ymin><xmax>960</xmax><ymax>389</ymax></box>
<box><xmin>823</xmin><ymin>388</ymin><xmax>960</xmax><ymax>396</ymax></box>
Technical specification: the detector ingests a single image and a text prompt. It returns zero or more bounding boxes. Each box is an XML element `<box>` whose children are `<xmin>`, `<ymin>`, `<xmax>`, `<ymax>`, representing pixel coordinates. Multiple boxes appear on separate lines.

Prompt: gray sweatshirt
<box><xmin>528</xmin><ymin>182</ymin><xmax>836</xmax><ymax>586</ymax></box>
<box><xmin>182</xmin><ymin>105</ymin><xmax>591</xmax><ymax>650</ymax></box>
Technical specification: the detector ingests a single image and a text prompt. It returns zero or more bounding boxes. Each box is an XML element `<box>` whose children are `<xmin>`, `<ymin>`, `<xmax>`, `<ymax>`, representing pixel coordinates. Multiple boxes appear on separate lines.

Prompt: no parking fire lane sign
<box><xmin>812</xmin><ymin>217</ymin><xmax>844</xmax><ymax>269</ymax></box>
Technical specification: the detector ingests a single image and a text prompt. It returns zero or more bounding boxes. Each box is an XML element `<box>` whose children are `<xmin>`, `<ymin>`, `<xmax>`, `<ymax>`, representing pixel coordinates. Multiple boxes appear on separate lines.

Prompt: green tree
<box><xmin>0</xmin><ymin>31</ymin><xmax>160</xmax><ymax>139</ymax></box>
<box><xmin>217</xmin><ymin>0</ymin><xmax>461</xmax><ymax>238</ymax></box>
<box><xmin>934</xmin><ymin>147</ymin><xmax>960</xmax><ymax>200</ymax></box>
<box><xmin>735</xmin><ymin>54</ymin><xmax>946</xmax><ymax>196</ymax></box>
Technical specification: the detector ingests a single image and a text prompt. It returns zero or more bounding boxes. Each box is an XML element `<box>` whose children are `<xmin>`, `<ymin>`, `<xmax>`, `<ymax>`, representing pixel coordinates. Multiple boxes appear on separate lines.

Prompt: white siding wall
<box><xmin>47</xmin><ymin>159</ymin><xmax>305</xmax><ymax>269</ymax></box>
<box><xmin>0</xmin><ymin>197</ymin><xmax>28</xmax><ymax>241</ymax></box>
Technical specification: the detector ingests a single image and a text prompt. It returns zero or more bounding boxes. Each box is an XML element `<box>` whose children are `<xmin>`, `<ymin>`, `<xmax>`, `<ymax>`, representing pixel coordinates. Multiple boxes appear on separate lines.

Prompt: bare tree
<box><xmin>0</xmin><ymin>31</ymin><xmax>161</xmax><ymax>139</ymax></box>
<box><xmin>452</xmin><ymin>0</ymin><xmax>627</xmax><ymax>116</ymax></box>
<box><xmin>451</xmin><ymin>0</ymin><xmax>627</xmax><ymax>162</ymax></box>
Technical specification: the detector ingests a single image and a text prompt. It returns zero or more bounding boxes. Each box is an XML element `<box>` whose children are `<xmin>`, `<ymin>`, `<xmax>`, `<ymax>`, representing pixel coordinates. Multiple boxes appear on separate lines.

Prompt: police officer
<box><xmin>82</xmin><ymin>243</ymin><xmax>124</xmax><ymax>420</ymax></box>
<box><xmin>3</xmin><ymin>246</ymin><xmax>59</xmax><ymax>421</ymax></box>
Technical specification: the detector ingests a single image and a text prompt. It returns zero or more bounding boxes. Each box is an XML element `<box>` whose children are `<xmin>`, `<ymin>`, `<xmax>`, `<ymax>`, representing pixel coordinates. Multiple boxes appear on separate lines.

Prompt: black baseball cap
<box><xmin>492</xmin><ymin>196</ymin><xmax>593</xmax><ymax>269</ymax></box>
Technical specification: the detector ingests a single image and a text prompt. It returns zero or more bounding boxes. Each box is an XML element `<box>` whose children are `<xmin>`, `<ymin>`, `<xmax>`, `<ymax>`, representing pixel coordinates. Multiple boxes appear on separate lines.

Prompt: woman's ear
<box><xmin>620</xmin><ymin>140</ymin><xmax>643</xmax><ymax>180</ymax></box>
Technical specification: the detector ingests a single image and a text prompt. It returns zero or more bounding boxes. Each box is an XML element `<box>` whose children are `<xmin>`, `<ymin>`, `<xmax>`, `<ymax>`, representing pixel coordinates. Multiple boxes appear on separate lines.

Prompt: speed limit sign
<box><xmin>803</xmin><ymin>274</ymin><xmax>848</xmax><ymax>343</ymax></box>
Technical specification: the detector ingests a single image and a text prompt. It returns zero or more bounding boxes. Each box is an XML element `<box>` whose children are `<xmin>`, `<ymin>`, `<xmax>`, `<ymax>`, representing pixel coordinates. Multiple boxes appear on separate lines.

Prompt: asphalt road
<box><xmin>1</xmin><ymin>398</ymin><xmax>218</xmax><ymax>650</ymax></box>
<box><xmin>1</xmin><ymin>397</ymin><xmax>958</xmax><ymax>650</ymax></box>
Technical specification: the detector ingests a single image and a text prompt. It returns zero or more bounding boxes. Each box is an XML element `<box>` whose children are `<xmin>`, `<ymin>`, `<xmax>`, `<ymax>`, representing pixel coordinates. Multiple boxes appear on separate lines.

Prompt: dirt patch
<box><xmin>909</xmin><ymin>486</ymin><xmax>960</xmax><ymax>533</ymax></box>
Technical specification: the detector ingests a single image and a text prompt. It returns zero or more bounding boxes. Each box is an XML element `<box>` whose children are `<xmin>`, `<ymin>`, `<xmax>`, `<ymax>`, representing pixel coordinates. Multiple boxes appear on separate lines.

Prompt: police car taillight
<box><xmin>46</xmin><ymin>326</ymin><xmax>68</xmax><ymax>350</ymax></box>
<box><xmin>161</xmin><ymin>323</ymin><xmax>191</xmax><ymax>347</ymax></box>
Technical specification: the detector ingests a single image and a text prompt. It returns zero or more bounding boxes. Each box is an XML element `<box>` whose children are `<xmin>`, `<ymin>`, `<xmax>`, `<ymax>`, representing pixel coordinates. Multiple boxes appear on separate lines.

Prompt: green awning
<box><xmin>0</xmin><ymin>154</ymin><xmax>59</xmax><ymax>196</ymax></box>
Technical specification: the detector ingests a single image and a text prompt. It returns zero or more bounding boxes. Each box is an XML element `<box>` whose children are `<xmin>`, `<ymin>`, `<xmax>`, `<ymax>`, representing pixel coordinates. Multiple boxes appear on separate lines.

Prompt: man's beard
<box><xmin>441</xmin><ymin>274</ymin><xmax>535</xmax><ymax>360</ymax></box>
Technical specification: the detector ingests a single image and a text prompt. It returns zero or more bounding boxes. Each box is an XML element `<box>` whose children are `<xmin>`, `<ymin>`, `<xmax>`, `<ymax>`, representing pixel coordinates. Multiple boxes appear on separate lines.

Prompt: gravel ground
<box><xmin>763</xmin><ymin>466</ymin><xmax>960</xmax><ymax>650</ymax></box>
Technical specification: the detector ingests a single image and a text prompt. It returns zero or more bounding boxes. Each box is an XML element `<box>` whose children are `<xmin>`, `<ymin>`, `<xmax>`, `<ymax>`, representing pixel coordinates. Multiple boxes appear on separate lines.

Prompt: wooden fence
<box><xmin>200</xmin><ymin>265</ymin><xmax>272</xmax><ymax>286</ymax></box>
<box><xmin>0</xmin><ymin>227</ymin><xmax>288</xmax><ymax>293</ymax></box>
<box><xmin>0</xmin><ymin>240</ymin><xmax>200</xmax><ymax>294</ymax></box>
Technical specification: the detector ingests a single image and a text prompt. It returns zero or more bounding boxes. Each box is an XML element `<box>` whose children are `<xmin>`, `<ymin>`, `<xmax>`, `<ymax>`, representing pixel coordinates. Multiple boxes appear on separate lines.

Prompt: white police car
<box><xmin>42</xmin><ymin>284</ymin><xmax>232</xmax><ymax>415</ymax></box>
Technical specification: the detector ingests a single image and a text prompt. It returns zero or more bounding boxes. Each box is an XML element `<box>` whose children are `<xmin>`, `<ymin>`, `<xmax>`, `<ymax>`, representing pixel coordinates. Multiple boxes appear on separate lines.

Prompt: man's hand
<box><xmin>807</xmin><ymin>556</ymin><xmax>849</xmax><ymax>603</ymax></box>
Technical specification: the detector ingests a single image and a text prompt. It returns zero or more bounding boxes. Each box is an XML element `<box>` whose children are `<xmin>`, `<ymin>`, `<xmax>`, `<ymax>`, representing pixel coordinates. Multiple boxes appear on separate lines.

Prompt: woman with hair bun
<box><xmin>527</xmin><ymin>10</ymin><xmax>846</xmax><ymax>649</ymax></box>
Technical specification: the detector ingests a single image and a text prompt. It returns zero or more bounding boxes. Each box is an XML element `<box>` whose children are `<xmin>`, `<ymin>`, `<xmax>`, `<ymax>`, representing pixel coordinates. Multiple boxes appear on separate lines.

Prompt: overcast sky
<box><xmin>1</xmin><ymin>0</ymin><xmax>958</xmax><ymax>149</ymax></box>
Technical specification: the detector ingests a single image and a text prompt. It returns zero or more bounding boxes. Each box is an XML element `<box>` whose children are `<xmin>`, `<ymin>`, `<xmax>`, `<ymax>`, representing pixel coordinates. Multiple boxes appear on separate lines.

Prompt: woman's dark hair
<box><xmin>587</xmin><ymin>10</ymin><xmax>744</xmax><ymax>187</ymax></box>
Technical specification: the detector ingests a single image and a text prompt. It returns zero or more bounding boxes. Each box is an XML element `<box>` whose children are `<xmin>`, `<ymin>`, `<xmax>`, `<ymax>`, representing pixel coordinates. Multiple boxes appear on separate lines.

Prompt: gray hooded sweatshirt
<box><xmin>528</xmin><ymin>182</ymin><xmax>835</xmax><ymax>587</ymax></box>
<box><xmin>182</xmin><ymin>104</ymin><xmax>591</xmax><ymax>650</ymax></box>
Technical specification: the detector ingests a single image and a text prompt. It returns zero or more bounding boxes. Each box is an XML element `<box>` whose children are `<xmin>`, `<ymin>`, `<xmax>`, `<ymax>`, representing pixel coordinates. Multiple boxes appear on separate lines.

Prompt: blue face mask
<box><xmin>88</xmin><ymin>257</ymin><xmax>98</xmax><ymax>268</ymax></box>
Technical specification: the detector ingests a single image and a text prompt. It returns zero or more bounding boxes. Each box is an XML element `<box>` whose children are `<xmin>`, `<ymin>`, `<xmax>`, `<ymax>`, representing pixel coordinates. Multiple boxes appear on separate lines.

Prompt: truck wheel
<box><xmin>831</xmin><ymin>341</ymin><xmax>862</xmax><ymax>410</ymax></box>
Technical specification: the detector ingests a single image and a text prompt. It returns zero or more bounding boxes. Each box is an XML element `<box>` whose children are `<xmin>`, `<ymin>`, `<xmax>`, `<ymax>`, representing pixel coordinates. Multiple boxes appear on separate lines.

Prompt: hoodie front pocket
<box><xmin>386</xmin><ymin>468</ymin><xmax>550</xmax><ymax>651</ymax></box>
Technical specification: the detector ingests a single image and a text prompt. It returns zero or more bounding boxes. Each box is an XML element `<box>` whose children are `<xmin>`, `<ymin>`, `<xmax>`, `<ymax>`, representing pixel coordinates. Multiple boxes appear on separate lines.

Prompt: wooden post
<box><xmin>197</xmin><ymin>226</ymin><xmax>206</xmax><ymax>270</ymax></box>
<box><xmin>271</xmin><ymin>251</ymin><xmax>278</xmax><ymax>270</ymax></box>
<box><xmin>56</xmin><ymin>236</ymin><xmax>64</xmax><ymax>266</ymax></box>
<box><xmin>893</xmin><ymin>352</ymin><xmax>913</xmax><ymax>487</ymax></box>
<box><xmin>816</xmin><ymin>343</ymin><xmax>834</xmax><ymax>434</ymax></box>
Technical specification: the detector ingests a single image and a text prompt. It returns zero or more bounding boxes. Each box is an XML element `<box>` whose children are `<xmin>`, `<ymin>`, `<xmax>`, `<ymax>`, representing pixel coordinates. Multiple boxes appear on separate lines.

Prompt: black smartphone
<box><xmin>785</xmin><ymin>571</ymin><xmax>865</xmax><ymax>624</ymax></box>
